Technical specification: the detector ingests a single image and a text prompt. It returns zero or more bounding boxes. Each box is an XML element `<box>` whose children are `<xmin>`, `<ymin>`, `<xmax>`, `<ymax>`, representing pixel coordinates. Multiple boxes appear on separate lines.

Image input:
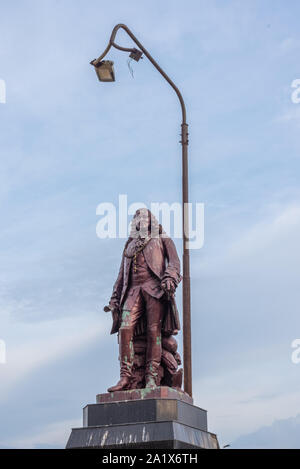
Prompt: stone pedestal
<box><xmin>66</xmin><ymin>387</ymin><xmax>219</xmax><ymax>449</ymax></box>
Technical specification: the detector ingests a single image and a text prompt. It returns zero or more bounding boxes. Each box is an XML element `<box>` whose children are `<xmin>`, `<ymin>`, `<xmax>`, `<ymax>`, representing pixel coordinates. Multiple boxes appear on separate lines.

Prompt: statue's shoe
<box><xmin>107</xmin><ymin>376</ymin><xmax>131</xmax><ymax>392</ymax></box>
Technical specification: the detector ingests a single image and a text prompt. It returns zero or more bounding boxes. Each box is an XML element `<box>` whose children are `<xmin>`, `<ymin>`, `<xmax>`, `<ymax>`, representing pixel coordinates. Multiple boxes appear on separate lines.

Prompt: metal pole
<box><xmin>181</xmin><ymin>123</ymin><xmax>192</xmax><ymax>397</ymax></box>
<box><xmin>91</xmin><ymin>24</ymin><xmax>192</xmax><ymax>397</ymax></box>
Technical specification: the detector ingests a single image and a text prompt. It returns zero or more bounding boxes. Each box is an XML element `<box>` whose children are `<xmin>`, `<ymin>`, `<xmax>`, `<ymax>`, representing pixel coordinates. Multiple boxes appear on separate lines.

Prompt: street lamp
<box><xmin>91</xmin><ymin>23</ymin><xmax>192</xmax><ymax>397</ymax></box>
<box><xmin>94</xmin><ymin>60</ymin><xmax>115</xmax><ymax>82</ymax></box>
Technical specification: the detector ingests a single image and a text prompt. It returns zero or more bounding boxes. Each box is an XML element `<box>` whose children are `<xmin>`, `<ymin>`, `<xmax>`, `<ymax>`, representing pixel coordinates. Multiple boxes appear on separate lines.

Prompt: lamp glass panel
<box><xmin>95</xmin><ymin>61</ymin><xmax>115</xmax><ymax>82</ymax></box>
<box><xmin>98</xmin><ymin>69</ymin><xmax>113</xmax><ymax>81</ymax></box>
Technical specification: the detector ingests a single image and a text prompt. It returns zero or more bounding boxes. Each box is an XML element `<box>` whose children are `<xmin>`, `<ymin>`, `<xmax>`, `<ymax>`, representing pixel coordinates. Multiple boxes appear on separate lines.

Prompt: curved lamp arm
<box><xmin>91</xmin><ymin>23</ymin><xmax>187</xmax><ymax>124</ymax></box>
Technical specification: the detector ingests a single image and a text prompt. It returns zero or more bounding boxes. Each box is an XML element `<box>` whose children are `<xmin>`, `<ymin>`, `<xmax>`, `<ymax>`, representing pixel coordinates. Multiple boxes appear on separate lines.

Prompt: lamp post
<box><xmin>91</xmin><ymin>24</ymin><xmax>192</xmax><ymax>397</ymax></box>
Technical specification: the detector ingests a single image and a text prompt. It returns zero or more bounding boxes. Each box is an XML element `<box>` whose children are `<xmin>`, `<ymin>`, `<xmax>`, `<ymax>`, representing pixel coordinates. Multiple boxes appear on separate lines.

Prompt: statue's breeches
<box><xmin>119</xmin><ymin>288</ymin><xmax>165</xmax><ymax>381</ymax></box>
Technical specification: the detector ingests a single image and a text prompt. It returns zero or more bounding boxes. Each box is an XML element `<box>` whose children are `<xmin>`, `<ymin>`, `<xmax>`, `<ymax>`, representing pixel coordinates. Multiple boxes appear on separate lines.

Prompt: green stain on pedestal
<box><xmin>140</xmin><ymin>388</ymin><xmax>153</xmax><ymax>399</ymax></box>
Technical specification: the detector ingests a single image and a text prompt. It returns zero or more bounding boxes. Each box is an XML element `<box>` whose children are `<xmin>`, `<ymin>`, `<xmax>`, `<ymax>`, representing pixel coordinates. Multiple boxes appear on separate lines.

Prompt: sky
<box><xmin>0</xmin><ymin>0</ymin><xmax>300</xmax><ymax>449</ymax></box>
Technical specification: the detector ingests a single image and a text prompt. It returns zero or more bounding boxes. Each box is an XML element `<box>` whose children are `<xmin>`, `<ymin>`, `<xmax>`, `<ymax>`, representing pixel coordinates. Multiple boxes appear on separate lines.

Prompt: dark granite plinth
<box><xmin>96</xmin><ymin>386</ymin><xmax>193</xmax><ymax>405</ymax></box>
<box><xmin>66</xmin><ymin>421</ymin><xmax>219</xmax><ymax>449</ymax></box>
<box><xmin>66</xmin><ymin>388</ymin><xmax>219</xmax><ymax>449</ymax></box>
<box><xmin>84</xmin><ymin>398</ymin><xmax>207</xmax><ymax>430</ymax></box>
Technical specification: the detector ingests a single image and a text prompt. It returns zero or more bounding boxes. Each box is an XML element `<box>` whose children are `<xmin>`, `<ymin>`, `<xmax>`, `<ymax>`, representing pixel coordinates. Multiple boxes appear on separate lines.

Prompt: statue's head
<box><xmin>130</xmin><ymin>208</ymin><xmax>161</xmax><ymax>239</ymax></box>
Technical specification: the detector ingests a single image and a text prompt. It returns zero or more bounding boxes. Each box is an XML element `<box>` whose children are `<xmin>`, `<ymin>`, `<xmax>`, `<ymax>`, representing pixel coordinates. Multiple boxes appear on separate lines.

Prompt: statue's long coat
<box><xmin>109</xmin><ymin>235</ymin><xmax>182</xmax><ymax>336</ymax></box>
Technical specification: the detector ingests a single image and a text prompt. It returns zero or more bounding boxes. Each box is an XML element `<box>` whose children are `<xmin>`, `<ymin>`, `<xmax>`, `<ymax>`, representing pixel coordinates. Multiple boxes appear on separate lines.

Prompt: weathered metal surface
<box><xmin>96</xmin><ymin>386</ymin><xmax>193</xmax><ymax>405</ymax></box>
<box><xmin>106</xmin><ymin>209</ymin><xmax>184</xmax><ymax>393</ymax></box>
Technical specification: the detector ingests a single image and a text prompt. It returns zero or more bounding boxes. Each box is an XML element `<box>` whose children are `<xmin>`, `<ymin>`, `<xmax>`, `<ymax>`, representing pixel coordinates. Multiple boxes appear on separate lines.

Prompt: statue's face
<box><xmin>130</xmin><ymin>209</ymin><xmax>159</xmax><ymax>239</ymax></box>
<box><xmin>133</xmin><ymin>209</ymin><xmax>150</xmax><ymax>237</ymax></box>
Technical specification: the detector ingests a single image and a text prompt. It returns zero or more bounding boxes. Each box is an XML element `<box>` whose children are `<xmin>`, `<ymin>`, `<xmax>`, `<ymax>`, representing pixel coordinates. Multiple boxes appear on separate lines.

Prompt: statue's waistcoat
<box><xmin>120</xmin><ymin>238</ymin><xmax>166</xmax><ymax>305</ymax></box>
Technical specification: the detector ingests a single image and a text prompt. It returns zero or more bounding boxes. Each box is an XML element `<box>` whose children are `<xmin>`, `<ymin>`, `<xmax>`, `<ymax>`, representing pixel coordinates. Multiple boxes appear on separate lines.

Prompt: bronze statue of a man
<box><xmin>107</xmin><ymin>208</ymin><xmax>182</xmax><ymax>391</ymax></box>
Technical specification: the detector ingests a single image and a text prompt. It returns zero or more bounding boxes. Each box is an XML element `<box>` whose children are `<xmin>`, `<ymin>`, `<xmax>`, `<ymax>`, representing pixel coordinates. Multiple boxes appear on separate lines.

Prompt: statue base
<box><xmin>66</xmin><ymin>387</ymin><xmax>219</xmax><ymax>449</ymax></box>
<box><xmin>96</xmin><ymin>385</ymin><xmax>193</xmax><ymax>404</ymax></box>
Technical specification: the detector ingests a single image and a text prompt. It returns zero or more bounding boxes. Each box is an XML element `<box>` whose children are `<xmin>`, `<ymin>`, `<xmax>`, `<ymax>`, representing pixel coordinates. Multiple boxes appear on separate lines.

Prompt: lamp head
<box><xmin>91</xmin><ymin>60</ymin><xmax>115</xmax><ymax>82</ymax></box>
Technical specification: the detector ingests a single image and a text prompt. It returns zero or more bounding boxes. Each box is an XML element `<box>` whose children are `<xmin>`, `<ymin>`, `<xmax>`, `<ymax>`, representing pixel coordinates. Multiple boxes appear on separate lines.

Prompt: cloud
<box><xmin>0</xmin><ymin>418</ymin><xmax>81</xmax><ymax>449</ymax></box>
<box><xmin>278</xmin><ymin>37</ymin><xmax>300</xmax><ymax>55</ymax></box>
<box><xmin>190</xmin><ymin>203</ymin><xmax>300</xmax><ymax>444</ymax></box>
<box><xmin>275</xmin><ymin>107</ymin><xmax>300</xmax><ymax>126</ymax></box>
<box><xmin>214</xmin><ymin>204</ymin><xmax>300</xmax><ymax>274</ymax></box>
<box><xmin>0</xmin><ymin>312</ymin><xmax>107</xmax><ymax>401</ymax></box>
<box><xmin>231</xmin><ymin>413</ymin><xmax>300</xmax><ymax>449</ymax></box>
